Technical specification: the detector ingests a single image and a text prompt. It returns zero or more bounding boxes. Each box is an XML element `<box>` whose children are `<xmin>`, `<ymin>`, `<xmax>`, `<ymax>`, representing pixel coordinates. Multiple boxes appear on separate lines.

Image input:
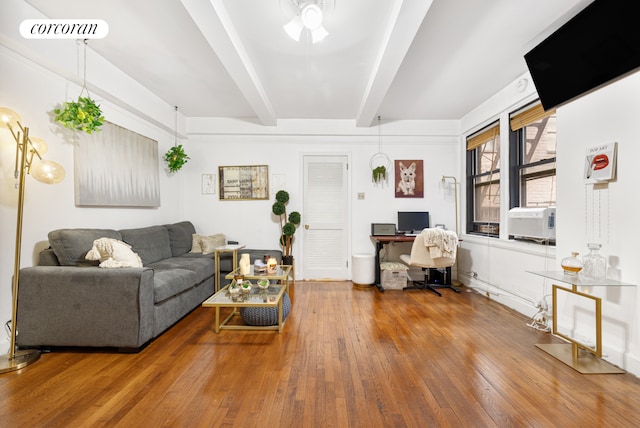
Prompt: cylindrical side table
<box><xmin>352</xmin><ymin>254</ymin><xmax>375</xmax><ymax>288</ymax></box>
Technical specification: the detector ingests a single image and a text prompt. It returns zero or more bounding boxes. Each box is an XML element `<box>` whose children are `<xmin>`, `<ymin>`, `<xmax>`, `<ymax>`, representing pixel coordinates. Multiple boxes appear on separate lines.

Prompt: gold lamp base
<box><xmin>0</xmin><ymin>349</ymin><xmax>41</xmax><ymax>374</ymax></box>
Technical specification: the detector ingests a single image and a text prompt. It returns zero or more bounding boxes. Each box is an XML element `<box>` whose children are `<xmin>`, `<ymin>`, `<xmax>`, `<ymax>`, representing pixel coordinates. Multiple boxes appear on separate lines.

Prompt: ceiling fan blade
<box><xmin>283</xmin><ymin>16</ymin><xmax>303</xmax><ymax>41</ymax></box>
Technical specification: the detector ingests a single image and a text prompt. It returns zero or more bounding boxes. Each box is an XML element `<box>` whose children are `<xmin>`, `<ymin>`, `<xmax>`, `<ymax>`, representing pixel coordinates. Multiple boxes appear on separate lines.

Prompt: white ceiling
<box><xmin>25</xmin><ymin>0</ymin><xmax>588</xmax><ymax>127</ymax></box>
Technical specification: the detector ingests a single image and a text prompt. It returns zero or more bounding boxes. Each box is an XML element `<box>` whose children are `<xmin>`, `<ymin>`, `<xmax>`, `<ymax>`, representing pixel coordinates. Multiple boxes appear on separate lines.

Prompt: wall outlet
<box><xmin>357</xmin><ymin>192</ymin><xmax>365</xmax><ymax>200</ymax></box>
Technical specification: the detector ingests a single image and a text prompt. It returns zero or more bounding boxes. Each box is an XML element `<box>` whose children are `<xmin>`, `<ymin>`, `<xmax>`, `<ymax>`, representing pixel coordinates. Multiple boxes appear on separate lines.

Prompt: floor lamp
<box><xmin>0</xmin><ymin>107</ymin><xmax>65</xmax><ymax>374</ymax></box>
<box><xmin>441</xmin><ymin>175</ymin><xmax>462</xmax><ymax>286</ymax></box>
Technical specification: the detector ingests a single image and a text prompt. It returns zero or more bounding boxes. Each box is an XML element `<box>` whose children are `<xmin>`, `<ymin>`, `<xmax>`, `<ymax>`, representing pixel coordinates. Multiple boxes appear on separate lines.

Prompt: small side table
<box><xmin>214</xmin><ymin>244</ymin><xmax>245</xmax><ymax>292</ymax></box>
<box><xmin>528</xmin><ymin>270</ymin><xmax>634</xmax><ymax>374</ymax></box>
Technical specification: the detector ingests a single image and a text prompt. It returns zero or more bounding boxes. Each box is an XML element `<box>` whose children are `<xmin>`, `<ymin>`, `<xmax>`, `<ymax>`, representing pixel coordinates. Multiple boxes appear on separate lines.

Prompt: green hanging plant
<box><xmin>53</xmin><ymin>96</ymin><xmax>105</xmax><ymax>134</ymax></box>
<box><xmin>164</xmin><ymin>144</ymin><xmax>190</xmax><ymax>172</ymax></box>
<box><xmin>372</xmin><ymin>165</ymin><xmax>387</xmax><ymax>184</ymax></box>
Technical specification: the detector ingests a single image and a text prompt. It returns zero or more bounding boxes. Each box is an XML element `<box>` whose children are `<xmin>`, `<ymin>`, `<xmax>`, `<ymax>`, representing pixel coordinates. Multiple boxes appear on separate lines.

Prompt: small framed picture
<box><xmin>584</xmin><ymin>142</ymin><xmax>617</xmax><ymax>183</ymax></box>
<box><xmin>202</xmin><ymin>174</ymin><xmax>216</xmax><ymax>194</ymax></box>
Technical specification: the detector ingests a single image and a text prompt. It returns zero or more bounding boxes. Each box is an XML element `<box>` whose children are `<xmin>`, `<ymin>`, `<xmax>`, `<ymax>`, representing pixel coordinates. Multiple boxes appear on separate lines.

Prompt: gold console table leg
<box><xmin>537</xmin><ymin>284</ymin><xmax>624</xmax><ymax>374</ymax></box>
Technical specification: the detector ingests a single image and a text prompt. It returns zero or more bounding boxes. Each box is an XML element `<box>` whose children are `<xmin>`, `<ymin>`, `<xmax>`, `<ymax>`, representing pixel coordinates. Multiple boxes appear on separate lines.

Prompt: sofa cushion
<box><xmin>147</xmin><ymin>255</ymin><xmax>214</xmax><ymax>284</ymax></box>
<box><xmin>164</xmin><ymin>221</ymin><xmax>196</xmax><ymax>257</ymax></box>
<box><xmin>152</xmin><ymin>269</ymin><xmax>197</xmax><ymax>304</ymax></box>
<box><xmin>119</xmin><ymin>226</ymin><xmax>172</xmax><ymax>265</ymax></box>
<box><xmin>48</xmin><ymin>228</ymin><xmax>122</xmax><ymax>266</ymax></box>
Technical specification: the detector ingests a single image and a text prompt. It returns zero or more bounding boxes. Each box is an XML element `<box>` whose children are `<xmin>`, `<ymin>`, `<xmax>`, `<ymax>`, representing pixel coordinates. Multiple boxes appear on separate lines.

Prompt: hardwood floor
<box><xmin>2</xmin><ymin>282</ymin><xmax>640</xmax><ymax>427</ymax></box>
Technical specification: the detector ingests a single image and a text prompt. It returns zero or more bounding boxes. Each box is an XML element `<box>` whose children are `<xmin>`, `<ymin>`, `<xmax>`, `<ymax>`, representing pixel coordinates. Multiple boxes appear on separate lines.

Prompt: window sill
<box><xmin>460</xmin><ymin>234</ymin><xmax>556</xmax><ymax>258</ymax></box>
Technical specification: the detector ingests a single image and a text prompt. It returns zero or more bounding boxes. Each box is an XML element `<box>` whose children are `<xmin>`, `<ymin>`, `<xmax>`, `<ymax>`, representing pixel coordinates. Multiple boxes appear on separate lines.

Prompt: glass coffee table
<box><xmin>226</xmin><ymin>264</ymin><xmax>292</xmax><ymax>292</ymax></box>
<box><xmin>202</xmin><ymin>265</ymin><xmax>292</xmax><ymax>333</ymax></box>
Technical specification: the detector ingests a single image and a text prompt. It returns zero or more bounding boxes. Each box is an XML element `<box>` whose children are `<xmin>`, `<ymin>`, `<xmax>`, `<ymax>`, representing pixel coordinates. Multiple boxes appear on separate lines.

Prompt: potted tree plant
<box><xmin>271</xmin><ymin>190</ymin><xmax>301</xmax><ymax>266</ymax></box>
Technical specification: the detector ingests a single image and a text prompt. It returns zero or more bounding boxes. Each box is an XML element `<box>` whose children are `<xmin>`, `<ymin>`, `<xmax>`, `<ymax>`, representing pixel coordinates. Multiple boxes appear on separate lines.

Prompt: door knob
<box><xmin>305</xmin><ymin>224</ymin><xmax>309</xmax><ymax>230</ymax></box>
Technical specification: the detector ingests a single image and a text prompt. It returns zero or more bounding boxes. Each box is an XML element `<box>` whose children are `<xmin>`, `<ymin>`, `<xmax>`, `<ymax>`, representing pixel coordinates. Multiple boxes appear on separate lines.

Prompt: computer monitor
<box><xmin>397</xmin><ymin>211</ymin><xmax>430</xmax><ymax>234</ymax></box>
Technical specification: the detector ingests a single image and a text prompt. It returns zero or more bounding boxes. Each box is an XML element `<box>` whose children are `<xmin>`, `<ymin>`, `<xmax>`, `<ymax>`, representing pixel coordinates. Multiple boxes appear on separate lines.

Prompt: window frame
<box><xmin>508</xmin><ymin>102</ymin><xmax>557</xmax><ymax>209</ymax></box>
<box><xmin>466</xmin><ymin>121</ymin><xmax>501</xmax><ymax>238</ymax></box>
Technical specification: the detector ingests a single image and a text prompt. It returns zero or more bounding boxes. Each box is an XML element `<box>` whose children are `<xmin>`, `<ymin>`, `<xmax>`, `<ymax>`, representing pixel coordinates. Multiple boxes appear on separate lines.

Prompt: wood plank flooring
<box><xmin>2</xmin><ymin>282</ymin><xmax>640</xmax><ymax>427</ymax></box>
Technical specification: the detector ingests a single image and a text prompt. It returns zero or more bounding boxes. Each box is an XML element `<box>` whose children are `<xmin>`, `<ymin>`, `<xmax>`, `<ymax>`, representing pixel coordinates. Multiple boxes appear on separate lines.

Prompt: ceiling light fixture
<box><xmin>283</xmin><ymin>0</ymin><xmax>329</xmax><ymax>44</ymax></box>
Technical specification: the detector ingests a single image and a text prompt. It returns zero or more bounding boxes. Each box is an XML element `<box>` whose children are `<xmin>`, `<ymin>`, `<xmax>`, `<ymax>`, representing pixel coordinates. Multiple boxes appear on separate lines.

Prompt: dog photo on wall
<box><xmin>394</xmin><ymin>159</ymin><xmax>424</xmax><ymax>198</ymax></box>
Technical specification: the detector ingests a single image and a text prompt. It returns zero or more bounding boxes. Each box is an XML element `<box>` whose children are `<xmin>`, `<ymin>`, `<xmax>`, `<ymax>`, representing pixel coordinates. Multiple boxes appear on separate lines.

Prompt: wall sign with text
<box><xmin>219</xmin><ymin>165</ymin><xmax>269</xmax><ymax>200</ymax></box>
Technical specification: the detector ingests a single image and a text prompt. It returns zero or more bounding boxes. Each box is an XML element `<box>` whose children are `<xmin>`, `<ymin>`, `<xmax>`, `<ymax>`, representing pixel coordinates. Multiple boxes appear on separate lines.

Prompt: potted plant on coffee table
<box><xmin>271</xmin><ymin>190</ymin><xmax>301</xmax><ymax>266</ymax></box>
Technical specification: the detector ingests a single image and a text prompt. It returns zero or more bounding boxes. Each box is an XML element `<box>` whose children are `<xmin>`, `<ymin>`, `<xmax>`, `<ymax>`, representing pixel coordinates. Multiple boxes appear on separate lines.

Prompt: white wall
<box><xmin>459</xmin><ymin>71</ymin><xmax>640</xmax><ymax>375</ymax></box>
<box><xmin>556</xmin><ymin>72</ymin><xmax>640</xmax><ymax>373</ymax></box>
<box><xmin>182</xmin><ymin>119</ymin><xmax>461</xmax><ymax>279</ymax></box>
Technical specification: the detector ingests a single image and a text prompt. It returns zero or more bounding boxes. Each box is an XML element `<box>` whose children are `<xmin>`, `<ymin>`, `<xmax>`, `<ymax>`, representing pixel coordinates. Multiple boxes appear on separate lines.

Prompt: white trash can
<box><xmin>352</xmin><ymin>254</ymin><xmax>375</xmax><ymax>288</ymax></box>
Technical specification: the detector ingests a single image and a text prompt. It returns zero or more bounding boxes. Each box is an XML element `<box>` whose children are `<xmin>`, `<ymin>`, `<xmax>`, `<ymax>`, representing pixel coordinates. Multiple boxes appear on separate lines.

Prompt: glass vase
<box><xmin>583</xmin><ymin>243</ymin><xmax>606</xmax><ymax>280</ymax></box>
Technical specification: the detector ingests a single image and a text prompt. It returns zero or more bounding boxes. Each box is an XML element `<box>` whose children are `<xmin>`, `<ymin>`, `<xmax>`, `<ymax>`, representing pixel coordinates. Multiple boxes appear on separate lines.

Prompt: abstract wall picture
<box><xmin>584</xmin><ymin>142</ymin><xmax>617</xmax><ymax>183</ymax></box>
<box><xmin>218</xmin><ymin>165</ymin><xmax>269</xmax><ymax>200</ymax></box>
<box><xmin>394</xmin><ymin>159</ymin><xmax>424</xmax><ymax>198</ymax></box>
<box><xmin>75</xmin><ymin>121</ymin><xmax>160</xmax><ymax>207</ymax></box>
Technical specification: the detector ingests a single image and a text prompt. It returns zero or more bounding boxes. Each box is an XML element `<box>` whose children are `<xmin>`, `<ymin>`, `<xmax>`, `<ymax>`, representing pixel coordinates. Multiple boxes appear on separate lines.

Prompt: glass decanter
<box><xmin>582</xmin><ymin>243</ymin><xmax>606</xmax><ymax>280</ymax></box>
<box><xmin>561</xmin><ymin>251</ymin><xmax>583</xmax><ymax>275</ymax></box>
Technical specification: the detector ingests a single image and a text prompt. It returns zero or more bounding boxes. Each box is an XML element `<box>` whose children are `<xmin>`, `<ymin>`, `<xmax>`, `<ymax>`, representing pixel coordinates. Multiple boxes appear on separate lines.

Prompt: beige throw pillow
<box><xmin>191</xmin><ymin>233</ymin><xmax>226</xmax><ymax>254</ymax></box>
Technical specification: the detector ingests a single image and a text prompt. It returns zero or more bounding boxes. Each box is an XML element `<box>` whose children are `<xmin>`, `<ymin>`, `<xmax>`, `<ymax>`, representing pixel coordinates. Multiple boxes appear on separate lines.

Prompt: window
<box><xmin>466</xmin><ymin>122</ymin><xmax>500</xmax><ymax>237</ymax></box>
<box><xmin>509</xmin><ymin>102</ymin><xmax>556</xmax><ymax>208</ymax></box>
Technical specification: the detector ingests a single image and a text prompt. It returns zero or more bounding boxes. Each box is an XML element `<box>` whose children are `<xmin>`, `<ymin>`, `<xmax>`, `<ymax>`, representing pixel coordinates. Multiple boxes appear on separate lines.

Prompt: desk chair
<box><xmin>399</xmin><ymin>231</ymin><xmax>460</xmax><ymax>296</ymax></box>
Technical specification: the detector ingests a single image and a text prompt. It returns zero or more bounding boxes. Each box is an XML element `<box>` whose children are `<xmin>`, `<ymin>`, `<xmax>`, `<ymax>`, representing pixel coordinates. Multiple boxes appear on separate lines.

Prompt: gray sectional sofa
<box><xmin>16</xmin><ymin>221</ymin><xmax>281</xmax><ymax>352</ymax></box>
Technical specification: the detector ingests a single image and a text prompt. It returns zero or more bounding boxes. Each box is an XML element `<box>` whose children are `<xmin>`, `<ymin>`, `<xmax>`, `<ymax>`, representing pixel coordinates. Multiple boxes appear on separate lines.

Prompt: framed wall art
<box><xmin>394</xmin><ymin>159</ymin><xmax>424</xmax><ymax>198</ymax></box>
<box><xmin>202</xmin><ymin>174</ymin><xmax>216</xmax><ymax>194</ymax></box>
<box><xmin>584</xmin><ymin>142</ymin><xmax>617</xmax><ymax>183</ymax></box>
<box><xmin>219</xmin><ymin>165</ymin><xmax>269</xmax><ymax>200</ymax></box>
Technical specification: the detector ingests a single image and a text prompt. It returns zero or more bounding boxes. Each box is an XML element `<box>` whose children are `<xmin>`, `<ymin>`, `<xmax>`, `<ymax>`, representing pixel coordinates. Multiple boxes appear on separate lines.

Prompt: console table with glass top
<box><xmin>527</xmin><ymin>270</ymin><xmax>635</xmax><ymax>374</ymax></box>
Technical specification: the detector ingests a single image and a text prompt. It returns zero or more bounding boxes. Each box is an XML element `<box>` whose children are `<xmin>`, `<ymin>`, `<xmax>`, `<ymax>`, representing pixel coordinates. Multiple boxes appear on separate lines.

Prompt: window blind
<box><xmin>466</xmin><ymin>122</ymin><xmax>500</xmax><ymax>151</ymax></box>
<box><xmin>510</xmin><ymin>102</ymin><xmax>556</xmax><ymax>131</ymax></box>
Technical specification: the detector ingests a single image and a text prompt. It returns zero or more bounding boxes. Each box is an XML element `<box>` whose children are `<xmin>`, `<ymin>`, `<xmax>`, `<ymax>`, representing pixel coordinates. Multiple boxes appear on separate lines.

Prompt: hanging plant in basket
<box><xmin>54</xmin><ymin>96</ymin><xmax>105</xmax><ymax>134</ymax></box>
<box><xmin>53</xmin><ymin>40</ymin><xmax>105</xmax><ymax>134</ymax></box>
<box><xmin>372</xmin><ymin>165</ymin><xmax>387</xmax><ymax>184</ymax></box>
<box><xmin>164</xmin><ymin>144</ymin><xmax>190</xmax><ymax>172</ymax></box>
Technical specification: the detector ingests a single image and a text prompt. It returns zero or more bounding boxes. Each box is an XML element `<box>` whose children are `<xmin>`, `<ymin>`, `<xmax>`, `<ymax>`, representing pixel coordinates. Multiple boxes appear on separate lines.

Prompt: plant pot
<box><xmin>282</xmin><ymin>255</ymin><xmax>294</xmax><ymax>267</ymax></box>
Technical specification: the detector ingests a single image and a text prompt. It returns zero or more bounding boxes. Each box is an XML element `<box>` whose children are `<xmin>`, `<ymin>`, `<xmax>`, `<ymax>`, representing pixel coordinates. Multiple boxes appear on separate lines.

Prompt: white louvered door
<box><xmin>302</xmin><ymin>155</ymin><xmax>349</xmax><ymax>280</ymax></box>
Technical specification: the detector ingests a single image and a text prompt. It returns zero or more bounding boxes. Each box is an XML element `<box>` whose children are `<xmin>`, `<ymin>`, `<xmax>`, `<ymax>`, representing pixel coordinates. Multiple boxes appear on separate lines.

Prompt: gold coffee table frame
<box><xmin>202</xmin><ymin>265</ymin><xmax>292</xmax><ymax>333</ymax></box>
<box><xmin>528</xmin><ymin>270</ymin><xmax>634</xmax><ymax>374</ymax></box>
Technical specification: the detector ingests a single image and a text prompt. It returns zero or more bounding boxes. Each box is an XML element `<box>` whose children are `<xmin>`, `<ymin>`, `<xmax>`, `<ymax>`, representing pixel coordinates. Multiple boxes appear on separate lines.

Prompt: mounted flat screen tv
<box><xmin>397</xmin><ymin>211</ymin><xmax>429</xmax><ymax>235</ymax></box>
<box><xmin>524</xmin><ymin>0</ymin><xmax>640</xmax><ymax>111</ymax></box>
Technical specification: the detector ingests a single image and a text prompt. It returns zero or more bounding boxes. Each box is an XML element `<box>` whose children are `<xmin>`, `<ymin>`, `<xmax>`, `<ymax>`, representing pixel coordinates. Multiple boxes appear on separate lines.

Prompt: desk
<box><xmin>371</xmin><ymin>235</ymin><xmax>415</xmax><ymax>291</ymax></box>
<box><xmin>214</xmin><ymin>244</ymin><xmax>245</xmax><ymax>292</ymax></box>
<box><xmin>528</xmin><ymin>270</ymin><xmax>634</xmax><ymax>374</ymax></box>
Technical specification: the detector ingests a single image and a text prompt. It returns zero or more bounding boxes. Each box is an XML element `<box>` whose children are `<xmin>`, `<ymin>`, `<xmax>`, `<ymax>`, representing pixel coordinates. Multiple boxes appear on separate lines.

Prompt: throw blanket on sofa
<box><xmin>86</xmin><ymin>237</ymin><xmax>143</xmax><ymax>268</ymax></box>
<box><xmin>420</xmin><ymin>229</ymin><xmax>458</xmax><ymax>259</ymax></box>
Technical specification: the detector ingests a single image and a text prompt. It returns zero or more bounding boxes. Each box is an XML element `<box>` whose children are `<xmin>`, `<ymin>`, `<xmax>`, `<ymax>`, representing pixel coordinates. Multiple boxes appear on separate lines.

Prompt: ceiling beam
<box><xmin>180</xmin><ymin>0</ymin><xmax>277</xmax><ymax>125</ymax></box>
<box><xmin>355</xmin><ymin>0</ymin><xmax>433</xmax><ymax>127</ymax></box>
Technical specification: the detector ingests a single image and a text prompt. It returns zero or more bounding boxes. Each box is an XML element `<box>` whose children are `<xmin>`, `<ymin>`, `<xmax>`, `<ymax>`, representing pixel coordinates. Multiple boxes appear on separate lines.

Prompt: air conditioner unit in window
<box><xmin>508</xmin><ymin>207</ymin><xmax>556</xmax><ymax>241</ymax></box>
